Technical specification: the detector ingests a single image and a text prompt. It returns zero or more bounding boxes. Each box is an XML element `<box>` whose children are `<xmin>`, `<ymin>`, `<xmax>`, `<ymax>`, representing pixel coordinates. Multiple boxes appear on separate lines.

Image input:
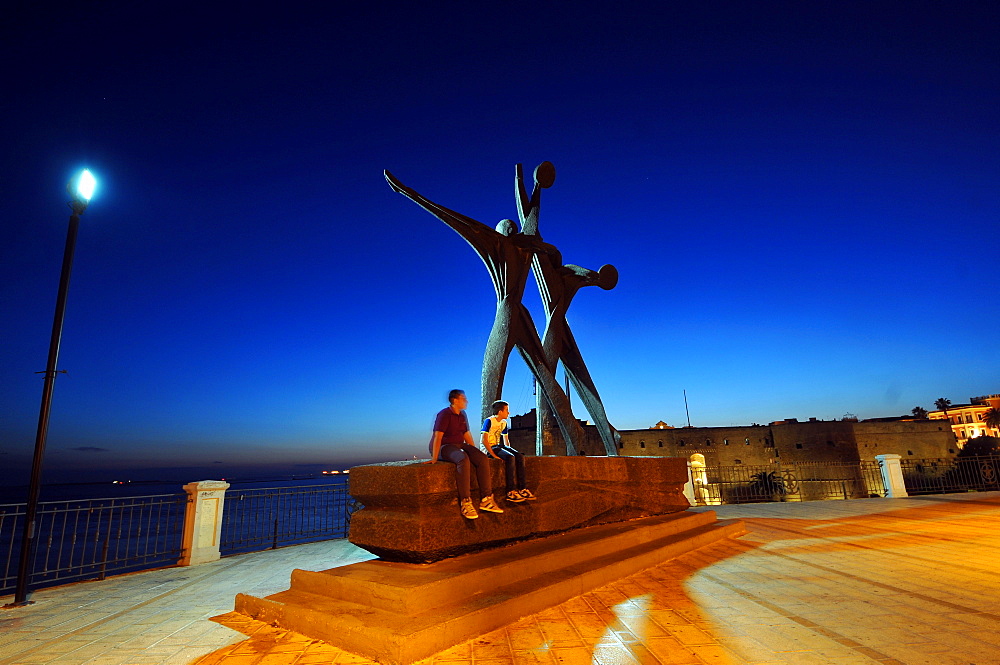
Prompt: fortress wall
<box><xmin>853</xmin><ymin>420</ymin><xmax>957</xmax><ymax>459</ymax></box>
<box><xmin>510</xmin><ymin>415</ymin><xmax>958</xmax><ymax>465</ymax></box>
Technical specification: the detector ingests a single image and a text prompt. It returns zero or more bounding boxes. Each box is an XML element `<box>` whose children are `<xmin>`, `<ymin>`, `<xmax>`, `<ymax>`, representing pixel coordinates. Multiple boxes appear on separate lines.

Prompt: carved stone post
<box><xmin>683</xmin><ymin>461</ymin><xmax>697</xmax><ymax>506</ymax></box>
<box><xmin>875</xmin><ymin>454</ymin><xmax>908</xmax><ymax>498</ymax></box>
<box><xmin>179</xmin><ymin>480</ymin><xmax>230</xmax><ymax>565</ymax></box>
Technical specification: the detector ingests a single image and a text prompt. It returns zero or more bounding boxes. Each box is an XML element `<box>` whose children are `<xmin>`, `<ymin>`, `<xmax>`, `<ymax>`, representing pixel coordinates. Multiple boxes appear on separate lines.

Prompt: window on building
<box><xmin>724</xmin><ymin>438</ymin><xmax>729</xmax><ymax>445</ymax></box>
<box><xmin>679</xmin><ymin>440</ymin><xmax>686</xmax><ymax>446</ymax></box>
<box><xmin>795</xmin><ymin>443</ymin><xmax>803</xmax><ymax>449</ymax></box>
<box><xmin>827</xmin><ymin>441</ymin><xmax>835</xmax><ymax>447</ymax></box>
<box><xmin>949</xmin><ymin>448</ymin><xmax>955</xmax><ymax>454</ymax></box>
<box><xmin>706</xmin><ymin>439</ymin><xmax>712</xmax><ymax>446</ymax></box>
<box><xmin>639</xmin><ymin>440</ymin><xmax>645</xmax><ymax>448</ymax></box>
<box><xmin>618</xmin><ymin>440</ymin><xmax>624</xmax><ymax>449</ymax></box>
<box><xmin>734</xmin><ymin>459</ymin><xmax>742</xmax><ymax>464</ymax></box>
<box><xmin>907</xmin><ymin>450</ymin><xmax>914</xmax><ymax>455</ymax></box>
<box><xmin>745</xmin><ymin>438</ymin><xmax>750</xmax><ymax>445</ymax></box>
<box><xmin>658</xmin><ymin>440</ymin><xmax>663</xmax><ymax>448</ymax></box>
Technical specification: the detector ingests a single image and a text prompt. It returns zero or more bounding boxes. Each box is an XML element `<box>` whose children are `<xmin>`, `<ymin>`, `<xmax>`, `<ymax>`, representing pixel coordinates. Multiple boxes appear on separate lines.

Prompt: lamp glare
<box><xmin>76</xmin><ymin>169</ymin><xmax>97</xmax><ymax>202</ymax></box>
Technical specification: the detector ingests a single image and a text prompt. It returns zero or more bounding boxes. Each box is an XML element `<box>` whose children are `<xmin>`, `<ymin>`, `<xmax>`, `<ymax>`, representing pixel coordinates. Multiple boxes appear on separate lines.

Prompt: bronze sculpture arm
<box><xmin>515</xmin><ymin>162</ymin><xmax>554</xmax><ymax>237</ymax></box>
<box><xmin>564</xmin><ymin>264</ymin><xmax>619</xmax><ymax>290</ymax></box>
<box><xmin>384</xmin><ymin>170</ymin><xmax>502</xmax><ymax>251</ymax></box>
<box><xmin>515</xmin><ymin>164</ymin><xmax>532</xmax><ymax>232</ymax></box>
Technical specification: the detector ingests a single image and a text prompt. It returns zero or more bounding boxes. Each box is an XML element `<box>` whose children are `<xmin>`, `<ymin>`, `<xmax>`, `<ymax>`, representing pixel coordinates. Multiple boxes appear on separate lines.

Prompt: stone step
<box><xmin>235</xmin><ymin>515</ymin><xmax>745</xmax><ymax>665</ymax></box>
<box><xmin>287</xmin><ymin>510</ymin><xmax>719</xmax><ymax>615</ymax></box>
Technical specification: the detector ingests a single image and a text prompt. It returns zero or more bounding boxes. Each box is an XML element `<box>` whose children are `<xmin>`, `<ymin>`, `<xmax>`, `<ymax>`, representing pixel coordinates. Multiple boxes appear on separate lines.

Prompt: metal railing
<box><xmin>0</xmin><ymin>493</ymin><xmax>187</xmax><ymax>595</ymax></box>
<box><xmin>220</xmin><ymin>480</ymin><xmax>357</xmax><ymax>556</ymax></box>
<box><xmin>900</xmin><ymin>456</ymin><xmax>1000</xmax><ymax>495</ymax></box>
<box><xmin>691</xmin><ymin>460</ymin><xmax>887</xmax><ymax>505</ymax></box>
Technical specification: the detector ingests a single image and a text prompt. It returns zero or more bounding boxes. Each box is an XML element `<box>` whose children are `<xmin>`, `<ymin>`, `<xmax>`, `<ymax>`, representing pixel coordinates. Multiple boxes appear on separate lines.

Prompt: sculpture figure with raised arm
<box><xmin>516</xmin><ymin>162</ymin><xmax>622</xmax><ymax>456</ymax></box>
<box><xmin>384</xmin><ymin>170</ymin><xmax>585</xmax><ymax>453</ymax></box>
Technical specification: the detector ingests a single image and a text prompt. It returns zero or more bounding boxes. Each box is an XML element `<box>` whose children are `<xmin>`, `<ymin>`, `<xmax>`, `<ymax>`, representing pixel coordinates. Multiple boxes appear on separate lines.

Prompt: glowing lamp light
<box><xmin>74</xmin><ymin>169</ymin><xmax>97</xmax><ymax>202</ymax></box>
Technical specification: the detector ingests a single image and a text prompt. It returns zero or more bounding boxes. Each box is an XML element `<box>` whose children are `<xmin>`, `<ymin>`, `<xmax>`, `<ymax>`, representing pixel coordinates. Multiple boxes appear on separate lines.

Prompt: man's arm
<box><xmin>424</xmin><ymin>431</ymin><xmax>444</xmax><ymax>464</ymax></box>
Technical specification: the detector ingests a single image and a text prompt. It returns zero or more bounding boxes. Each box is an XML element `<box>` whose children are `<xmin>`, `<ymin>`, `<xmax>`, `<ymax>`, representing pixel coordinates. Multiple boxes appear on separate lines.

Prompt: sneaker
<box><xmin>506</xmin><ymin>490</ymin><xmax>526</xmax><ymax>503</ymax></box>
<box><xmin>479</xmin><ymin>496</ymin><xmax>504</xmax><ymax>513</ymax></box>
<box><xmin>460</xmin><ymin>497</ymin><xmax>479</xmax><ymax>519</ymax></box>
<box><xmin>519</xmin><ymin>489</ymin><xmax>537</xmax><ymax>501</ymax></box>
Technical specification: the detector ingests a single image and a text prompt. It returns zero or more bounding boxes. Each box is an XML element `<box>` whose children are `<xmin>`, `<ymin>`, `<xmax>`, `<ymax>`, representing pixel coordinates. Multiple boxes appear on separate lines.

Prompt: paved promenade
<box><xmin>2</xmin><ymin>492</ymin><xmax>999</xmax><ymax>665</ymax></box>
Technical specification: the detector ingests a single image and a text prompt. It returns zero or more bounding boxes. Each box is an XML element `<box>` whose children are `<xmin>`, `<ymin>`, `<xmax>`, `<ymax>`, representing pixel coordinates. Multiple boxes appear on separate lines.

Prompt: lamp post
<box><xmin>8</xmin><ymin>170</ymin><xmax>97</xmax><ymax>606</ymax></box>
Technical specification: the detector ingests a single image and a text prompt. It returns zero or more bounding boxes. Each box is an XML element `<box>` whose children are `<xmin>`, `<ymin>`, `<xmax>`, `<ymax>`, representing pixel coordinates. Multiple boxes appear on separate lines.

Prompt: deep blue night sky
<box><xmin>2</xmin><ymin>2</ymin><xmax>998</xmax><ymax>484</ymax></box>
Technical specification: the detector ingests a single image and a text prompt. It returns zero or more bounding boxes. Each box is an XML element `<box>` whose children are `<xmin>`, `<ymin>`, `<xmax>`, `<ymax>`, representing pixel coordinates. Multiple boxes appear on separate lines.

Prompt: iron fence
<box><xmin>690</xmin><ymin>460</ymin><xmax>887</xmax><ymax>505</ymax></box>
<box><xmin>900</xmin><ymin>456</ymin><xmax>1000</xmax><ymax>495</ymax></box>
<box><xmin>0</xmin><ymin>493</ymin><xmax>187</xmax><ymax>596</ymax></box>
<box><xmin>220</xmin><ymin>479</ymin><xmax>357</xmax><ymax>556</ymax></box>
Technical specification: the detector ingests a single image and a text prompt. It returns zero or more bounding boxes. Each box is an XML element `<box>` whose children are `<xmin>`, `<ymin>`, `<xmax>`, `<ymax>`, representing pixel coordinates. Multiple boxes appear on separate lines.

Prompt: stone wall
<box><xmin>617</xmin><ymin>425</ymin><xmax>777</xmax><ymax>465</ymax></box>
<box><xmin>854</xmin><ymin>420</ymin><xmax>958</xmax><ymax>459</ymax></box>
<box><xmin>510</xmin><ymin>414</ymin><xmax>956</xmax><ymax>464</ymax></box>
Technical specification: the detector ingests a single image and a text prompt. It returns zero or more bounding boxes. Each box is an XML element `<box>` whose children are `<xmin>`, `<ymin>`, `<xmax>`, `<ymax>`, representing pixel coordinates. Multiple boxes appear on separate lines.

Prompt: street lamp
<box><xmin>8</xmin><ymin>170</ymin><xmax>97</xmax><ymax>606</ymax></box>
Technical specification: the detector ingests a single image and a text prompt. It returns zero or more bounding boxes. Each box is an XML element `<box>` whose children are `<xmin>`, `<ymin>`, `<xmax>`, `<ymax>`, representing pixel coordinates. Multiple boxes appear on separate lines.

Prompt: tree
<box><xmin>911</xmin><ymin>406</ymin><xmax>928</xmax><ymax>419</ymax></box>
<box><xmin>983</xmin><ymin>407</ymin><xmax>1000</xmax><ymax>432</ymax></box>
<box><xmin>957</xmin><ymin>435</ymin><xmax>1000</xmax><ymax>458</ymax></box>
<box><xmin>748</xmin><ymin>471</ymin><xmax>787</xmax><ymax>500</ymax></box>
<box><xmin>934</xmin><ymin>397</ymin><xmax>952</xmax><ymax>421</ymax></box>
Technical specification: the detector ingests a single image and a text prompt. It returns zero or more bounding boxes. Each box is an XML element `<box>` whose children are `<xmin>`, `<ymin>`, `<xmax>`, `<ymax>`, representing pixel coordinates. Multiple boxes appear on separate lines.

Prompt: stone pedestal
<box><xmin>179</xmin><ymin>480</ymin><xmax>229</xmax><ymax>566</ymax></box>
<box><xmin>235</xmin><ymin>509</ymin><xmax>745</xmax><ymax>665</ymax></box>
<box><xmin>231</xmin><ymin>457</ymin><xmax>747</xmax><ymax>663</ymax></box>
<box><xmin>348</xmin><ymin>455</ymin><xmax>690</xmax><ymax>562</ymax></box>
<box><xmin>876</xmin><ymin>454</ymin><xmax>909</xmax><ymax>498</ymax></box>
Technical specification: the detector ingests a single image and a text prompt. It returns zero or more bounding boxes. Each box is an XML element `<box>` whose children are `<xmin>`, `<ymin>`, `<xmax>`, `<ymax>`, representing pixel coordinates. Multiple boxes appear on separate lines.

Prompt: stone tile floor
<box><xmin>3</xmin><ymin>492</ymin><xmax>1000</xmax><ymax>665</ymax></box>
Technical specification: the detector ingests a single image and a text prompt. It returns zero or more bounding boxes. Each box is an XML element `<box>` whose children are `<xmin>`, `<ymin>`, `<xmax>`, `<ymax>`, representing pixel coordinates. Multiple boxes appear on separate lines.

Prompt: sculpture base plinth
<box><xmin>234</xmin><ymin>510</ymin><xmax>745</xmax><ymax>665</ymax></box>
<box><xmin>348</xmin><ymin>456</ymin><xmax>692</xmax><ymax>562</ymax></box>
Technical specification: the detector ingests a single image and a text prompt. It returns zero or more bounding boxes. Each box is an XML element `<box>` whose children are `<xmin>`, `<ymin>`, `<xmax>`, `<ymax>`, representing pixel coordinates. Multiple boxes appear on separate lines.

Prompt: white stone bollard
<box><xmin>683</xmin><ymin>462</ymin><xmax>696</xmax><ymax>506</ymax></box>
<box><xmin>875</xmin><ymin>454</ymin><xmax>909</xmax><ymax>498</ymax></box>
<box><xmin>179</xmin><ymin>480</ymin><xmax>230</xmax><ymax>565</ymax></box>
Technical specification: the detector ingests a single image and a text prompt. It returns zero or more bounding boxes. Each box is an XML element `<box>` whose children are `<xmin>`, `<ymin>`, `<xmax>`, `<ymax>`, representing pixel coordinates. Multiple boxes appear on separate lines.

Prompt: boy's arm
<box><xmin>424</xmin><ymin>431</ymin><xmax>443</xmax><ymax>464</ymax></box>
<box><xmin>481</xmin><ymin>419</ymin><xmax>503</xmax><ymax>459</ymax></box>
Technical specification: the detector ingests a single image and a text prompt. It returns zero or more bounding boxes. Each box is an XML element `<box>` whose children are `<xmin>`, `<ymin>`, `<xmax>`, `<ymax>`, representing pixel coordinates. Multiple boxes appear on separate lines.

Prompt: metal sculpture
<box><xmin>385</xmin><ymin>170</ymin><xmax>584</xmax><ymax>453</ymax></box>
<box><xmin>385</xmin><ymin>162</ymin><xmax>618</xmax><ymax>455</ymax></box>
<box><xmin>515</xmin><ymin>163</ymin><xmax>622</xmax><ymax>456</ymax></box>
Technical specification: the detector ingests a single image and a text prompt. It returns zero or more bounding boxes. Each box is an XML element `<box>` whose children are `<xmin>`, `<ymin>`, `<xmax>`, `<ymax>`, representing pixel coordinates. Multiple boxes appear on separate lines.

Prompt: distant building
<box><xmin>928</xmin><ymin>394</ymin><xmax>1000</xmax><ymax>447</ymax></box>
<box><xmin>507</xmin><ymin>410</ymin><xmax>957</xmax><ymax>463</ymax></box>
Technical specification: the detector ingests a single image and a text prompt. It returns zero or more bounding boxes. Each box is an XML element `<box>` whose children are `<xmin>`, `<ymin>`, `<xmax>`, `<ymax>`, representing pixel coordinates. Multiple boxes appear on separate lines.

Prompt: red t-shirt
<box><xmin>433</xmin><ymin>407</ymin><xmax>470</xmax><ymax>446</ymax></box>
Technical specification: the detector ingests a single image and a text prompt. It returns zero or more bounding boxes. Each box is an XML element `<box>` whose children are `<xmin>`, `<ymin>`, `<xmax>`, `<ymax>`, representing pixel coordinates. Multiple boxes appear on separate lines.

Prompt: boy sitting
<box><xmin>481</xmin><ymin>400</ymin><xmax>537</xmax><ymax>503</ymax></box>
